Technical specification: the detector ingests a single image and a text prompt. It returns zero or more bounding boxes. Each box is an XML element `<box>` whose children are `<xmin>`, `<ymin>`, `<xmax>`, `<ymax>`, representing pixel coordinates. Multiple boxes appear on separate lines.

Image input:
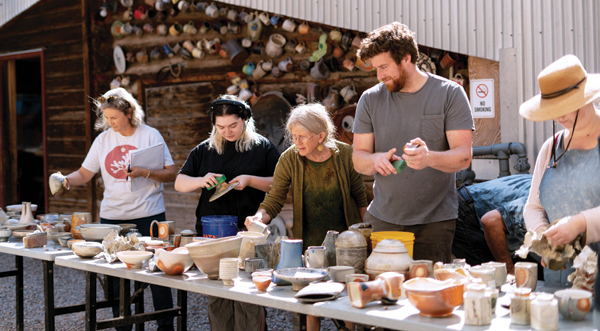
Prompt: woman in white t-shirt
<box><xmin>52</xmin><ymin>87</ymin><xmax>177</xmax><ymax>331</ymax></box>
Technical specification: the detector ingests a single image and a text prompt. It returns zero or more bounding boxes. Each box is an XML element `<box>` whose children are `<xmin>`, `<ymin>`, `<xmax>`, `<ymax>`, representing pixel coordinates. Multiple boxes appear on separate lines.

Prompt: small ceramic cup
<box><xmin>469</xmin><ymin>266</ymin><xmax>496</xmax><ymax>289</ymax></box>
<box><xmin>345</xmin><ymin>273</ymin><xmax>369</xmax><ymax>284</ymax></box>
<box><xmin>554</xmin><ymin>289</ymin><xmax>592</xmax><ymax>321</ymax></box>
<box><xmin>408</xmin><ymin>260</ymin><xmax>433</xmax><ymax>279</ymax></box>
<box><xmin>219</xmin><ymin>258</ymin><xmax>239</xmax><ymax>286</ymax></box>
<box><xmin>515</xmin><ymin>261</ymin><xmax>538</xmax><ymax>291</ymax></box>
<box><xmin>482</xmin><ymin>261</ymin><xmax>508</xmax><ymax>289</ymax></box>
<box><xmin>329</xmin><ymin>266</ymin><xmax>354</xmax><ymax>283</ymax></box>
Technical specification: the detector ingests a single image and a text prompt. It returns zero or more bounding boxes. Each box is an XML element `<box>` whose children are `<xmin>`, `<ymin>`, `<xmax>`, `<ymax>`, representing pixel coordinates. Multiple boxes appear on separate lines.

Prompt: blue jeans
<box><xmin>102</xmin><ymin>213</ymin><xmax>174</xmax><ymax>331</ymax></box>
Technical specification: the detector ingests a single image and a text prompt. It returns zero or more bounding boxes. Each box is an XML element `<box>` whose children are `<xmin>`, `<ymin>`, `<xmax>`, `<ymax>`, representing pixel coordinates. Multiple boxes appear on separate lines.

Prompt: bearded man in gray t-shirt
<box><xmin>353</xmin><ymin>22</ymin><xmax>474</xmax><ymax>263</ymax></box>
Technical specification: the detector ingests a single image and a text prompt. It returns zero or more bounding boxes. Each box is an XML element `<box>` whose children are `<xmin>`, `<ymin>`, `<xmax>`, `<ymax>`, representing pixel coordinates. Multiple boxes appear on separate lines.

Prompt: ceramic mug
<box><xmin>171</xmin><ymin>42</ymin><xmax>182</xmax><ymax>54</ymax></box>
<box><xmin>183</xmin><ymin>21</ymin><xmax>196</xmax><ymax>34</ymax></box>
<box><xmin>162</xmin><ymin>44</ymin><xmax>173</xmax><ymax>57</ymax></box>
<box><xmin>241</xmin><ymin>38</ymin><xmax>252</xmax><ymax>48</ymax></box>
<box><xmin>407</xmin><ymin>260</ymin><xmax>433</xmax><ymax>279</ymax></box>
<box><xmin>294</xmin><ymin>41</ymin><xmax>307</xmax><ymax>54</ymax></box>
<box><xmin>238</xmin><ymin>11</ymin><xmax>249</xmax><ymax>23</ymax></box>
<box><xmin>329</xmin><ymin>28</ymin><xmax>342</xmax><ymax>42</ymax></box>
<box><xmin>183</xmin><ymin>40</ymin><xmax>196</xmax><ymax>52</ymax></box>
<box><xmin>343</xmin><ymin>57</ymin><xmax>356</xmax><ymax>71</ymax></box>
<box><xmin>258</xmin><ymin>12</ymin><xmax>270</xmax><ymax>25</ymax></box>
<box><xmin>213</xmin><ymin>20</ymin><xmax>228</xmax><ymax>35</ymax></box>
<box><xmin>482</xmin><ymin>261</ymin><xmax>507</xmax><ymax>289</ymax></box>
<box><xmin>340</xmin><ymin>84</ymin><xmax>358</xmax><ymax>103</ymax></box>
<box><xmin>284</xmin><ymin>39</ymin><xmax>298</xmax><ymax>54</ymax></box>
<box><xmin>238</xmin><ymin>79</ymin><xmax>249</xmax><ymax>89</ymax></box>
<box><xmin>205</xmin><ymin>3</ymin><xmax>218</xmax><ymax>18</ymax></box>
<box><xmin>227</xmin><ymin>9</ymin><xmax>238</xmax><ymax>21</ymax></box>
<box><xmin>121</xmin><ymin>22</ymin><xmax>133</xmax><ymax>36</ymax></box>
<box><xmin>180</xmin><ymin>48</ymin><xmax>193</xmax><ymax>60</ymax></box>
<box><xmin>469</xmin><ymin>266</ymin><xmax>496</xmax><ymax>289</ymax></box>
<box><xmin>252</xmin><ymin>64</ymin><xmax>267</xmax><ymax>79</ymax></box>
<box><xmin>238</xmin><ymin>88</ymin><xmax>253</xmax><ymax>101</ymax></box>
<box><xmin>143</xmin><ymin>23</ymin><xmax>155</xmax><ymax>33</ymax></box>
<box><xmin>132</xmin><ymin>24</ymin><xmax>143</xmax><ymax>36</ymax></box>
<box><xmin>226</xmin><ymin>84</ymin><xmax>240</xmax><ymax>95</ymax></box>
<box><xmin>136</xmin><ymin>48</ymin><xmax>149</xmax><ymax>63</ymax></box>
<box><xmin>278</xmin><ymin>57</ymin><xmax>293</xmax><ymax>72</ymax></box>
<box><xmin>150</xmin><ymin>47</ymin><xmax>163</xmax><ymax>60</ymax></box>
<box><xmin>177</xmin><ymin>0</ymin><xmax>189</xmax><ymax>11</ymax></box>
<box><xmin>514</xmin><ymin>262</ymin><xmax>537</xmax><ymax>291</ymax></box>
<box><xmin>199</xmin><ymin>22</ymin><xmax>211</xmax><ymax>34</ymax></box>
<box><xmin>242</xmin><ymin>62</ymin><xmax>256</xmax><ymax>77</ymax></box>
<box><xmin>298</xmin><ymin>21</ymin><xmax>309</xmax><ymax>34</ymax></box>
<box><xmin>554</xmin><ymin>289</ymin><xmax>592</xmax><ymax>321</ymax></box>
<box><xmin>227</xmin><ymin>22</ymin><xmax>240</xmax><ymax>34</ymax></box>
<box><xmin>304</xmin><ymin>246</ymin><xmax>327</xmax><ymax>268</ymax></box>
<box><xmin>156</xmin><ymin>24</ymin><xmax>168</xmax><ymax>36</ymax></box>
<box><xmin>266</xmin><ymin>34</ymin><xmax>286</xmax><ymax>58</ymax></box>
<box><xmin>248</xmin><ymin>219</ymin><xmax>268</xmax><ymax>235</ymax></box>
<box><xmin>261</xmin><ymin>60</ymin><xmax>273</xmax><ymax>71</ymax></box>
<box><xmin>192</xmin><ymin>47</ymin><xmax>205</xmax><ymax>59</ymax></box>
<box><xmin>150</xmin><ymin>220</ymin><xmax>175</xmax><ymax>241</ymax></box>
<box><xmin>282</xmin><ymin>18</ymin><xmax>296</xmax><ymax>32</ymax></box>
<box><xmin>218</xmin><ymin>6</ymin><xmax>227</xmax><ymax>17</ymax></box>
<box><xmin>169</xmin><ymin>22</ymin><xmax>183</xmax><ymax>36</ymax></box>
<box><xmin>134</xmin><ymin>6</ymin><xmax>146</xmax><ymax>19</ymax></box>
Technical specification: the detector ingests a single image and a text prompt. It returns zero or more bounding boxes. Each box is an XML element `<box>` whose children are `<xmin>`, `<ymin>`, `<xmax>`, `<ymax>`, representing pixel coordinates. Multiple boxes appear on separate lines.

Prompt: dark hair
<box><xmin>92</xmin><ymin>87</ymin><xmax>144</xmax><ymax>131</ymax></box>
<box><xmin>208</xmin><ymin>95</ymin><xmax>252</xmax><ymax>125</ymax></box>
<box><xmin>357</xmin><ymin>22</ymin><xmax>419</xmax><ymax>65</ymax></box>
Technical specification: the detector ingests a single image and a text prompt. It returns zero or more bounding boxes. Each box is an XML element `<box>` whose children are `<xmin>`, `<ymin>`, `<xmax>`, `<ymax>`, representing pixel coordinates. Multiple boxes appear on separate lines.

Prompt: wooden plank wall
<box><xmin>0</xmin><ymin>0</ymin><xmax>90</xmax><ymax>214</ymax></box>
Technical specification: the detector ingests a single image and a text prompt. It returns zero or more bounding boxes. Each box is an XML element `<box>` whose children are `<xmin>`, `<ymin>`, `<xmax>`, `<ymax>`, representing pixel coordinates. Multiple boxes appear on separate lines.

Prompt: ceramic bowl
<box><xmin>58</xmin><ymin>235</ymin><xmax>72</xmax><ymax>247</ymax></box>
<box><xmin>12</xmin><ymin>230</ymin><xmax>36</xmax><ymax>241</ymax></box>
<box><xmin>72</xmin><ymin>241</ymin><xmax>103</xmax><ymax>258</ymax></box>
<box><xmin>67</xmin><ymin>239</ymin><xmax>85</xmax><ymax>250</ymax></box>
<box><xmin>272</xmin><ymin>268</ymin><xmax>329</xmax><ymax>291</ymax></box>
<box><xmin>253</xmin><ymin>276</ymin><xmax>272</xmax><ymax>291</ymax></box>
<box><xmin>402</xmin><ymin>278</ymin><xmax>464</xmax><ymax>317</ymax></box>
<box><xmin>117</xmin><ymin>250</ymin><xmax>154</xmax><ymax>269</ymax></box>
<box><xmin>155</xmin><ymin>247</ymin><xmax>194</xmax><ymax>275</ymax></box>
<box><xmin>79</xmin><ymin>224</ymin><xmax>122</xmax><ymax>242</ymax></box>
<box><xmin>328</xmin><ymin>266</ymin><xmax>355</xmax><ymax>283</ymax></box>
<box><xmin>117</xmin><ymin>223</ymin><xmax>137</xmax><ymax>236</ymax></box>
<box><xmin>6</xmin><ymin>204</ymin><xmax>37</xmax><ymax>213</ymax></box>
<box><xmin>48</xmin><ymin>232</ymin><xmax>71</xmax><ymax>245</ymax></box>
<box><xmin>0</xmin><ymin>228</ymin><xmax>12</xmax><ymax>242</ymax></box>
<box><xmin>185</xmin><ymin>235</ymin><xmax>243</xmax><ymax>280</ymax></box>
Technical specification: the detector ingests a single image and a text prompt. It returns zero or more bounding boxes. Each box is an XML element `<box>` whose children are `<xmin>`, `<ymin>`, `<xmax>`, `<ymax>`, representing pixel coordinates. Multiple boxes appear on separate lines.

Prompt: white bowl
<box><xmin>72</xmin><ymin>241</ymin><xmax>103</xmax><ymax>258</ymax></box>
<box><xmin>117</xmin><ymin>250</ymin><xmax>153</xmax><ymax>269</ymax></box>
<box><xmin>155</xmin><ymin>247</ymin><xmax>194</xmax><ymax>275</ymax></box>
<box><xmin>79</xmin><ymin>224</ymin><xmax>122</xmax><ymax>241</ymax></box>
<box><xmin>185</xmin><ymin>236</ymin><xmax>242</xmax><ymax>280</ymax></box>
<box><xmin>48</xmin><ymin>232</ymin><xmax>71</xmax><ymax>245</ymax></box>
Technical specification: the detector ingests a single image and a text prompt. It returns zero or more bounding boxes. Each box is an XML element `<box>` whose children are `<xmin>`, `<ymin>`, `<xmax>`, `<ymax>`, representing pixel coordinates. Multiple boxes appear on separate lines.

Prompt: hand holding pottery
<box><xmin>49</xmin><ymin>172</ymin><xmax>69</xmax><ymax>197</ymax></box>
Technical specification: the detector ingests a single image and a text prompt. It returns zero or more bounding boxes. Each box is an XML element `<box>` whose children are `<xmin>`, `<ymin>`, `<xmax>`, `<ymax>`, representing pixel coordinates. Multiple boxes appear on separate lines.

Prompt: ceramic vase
<box><xmin>321</xmin><ymin>230</ymin><xmax>338</xmax><ymax>267</ymax></box>
<box><xmin>365</xmin><ymin>239</ymin><xmax>412</xmax><ymax>280</ymax></box>
<box><xmin>464</xmin><ymin>284</ymin><xmax>492</xmax><ymax>325</ymax></box>
<box><xmin>273</xmin><ymin>239</ymin><xmax>303</xmax><ymax>285</ymax></box>
<box><xmin>347</xmin><ymin>272</ymin><xmax>404</xmax><ymax>308</ymax></box>
<box><xmin>18</xmin><ymin>202</ymin><xmax>35</xmax><ymax>225</ymax></box>
<box><xmin>531</xmin><ymin>293</ymin><xmax>558</xmax><ymax>330</ymax></box>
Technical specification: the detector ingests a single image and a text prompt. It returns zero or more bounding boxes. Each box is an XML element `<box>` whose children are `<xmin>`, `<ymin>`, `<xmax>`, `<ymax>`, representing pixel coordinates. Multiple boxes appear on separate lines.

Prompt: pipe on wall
<box><xmin>457</xmin><ymin>142</ymin><xmax>530</xmax><ymax>186</ymax></box>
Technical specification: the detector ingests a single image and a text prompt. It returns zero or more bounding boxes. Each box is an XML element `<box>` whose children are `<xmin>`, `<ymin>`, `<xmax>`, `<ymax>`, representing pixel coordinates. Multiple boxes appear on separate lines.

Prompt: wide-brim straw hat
<box><xmin>520</xmin><ymin>54</ymin><xmax>600</xmax><ymax>121</ymax></box>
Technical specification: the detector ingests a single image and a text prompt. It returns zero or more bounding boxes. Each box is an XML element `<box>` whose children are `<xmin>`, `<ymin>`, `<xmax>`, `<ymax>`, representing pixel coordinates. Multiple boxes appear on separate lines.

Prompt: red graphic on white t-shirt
<box><xmin>105</xmin><ymin>145</ymin><xmax>138</xmax><ymax>179</ymax></box>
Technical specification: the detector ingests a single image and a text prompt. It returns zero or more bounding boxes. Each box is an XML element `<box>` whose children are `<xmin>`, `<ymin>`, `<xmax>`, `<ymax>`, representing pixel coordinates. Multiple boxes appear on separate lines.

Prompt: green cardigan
<box><xmin>259</xmin><ymin>140</ymin><xmax>368</xmax><ymax>240</ymax></box>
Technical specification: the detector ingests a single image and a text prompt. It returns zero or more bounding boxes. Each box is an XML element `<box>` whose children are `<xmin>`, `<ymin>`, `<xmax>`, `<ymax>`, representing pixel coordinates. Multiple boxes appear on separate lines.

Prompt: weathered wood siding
<box><xmin>0</xmin><ymin>0</ymin><xmax>90</xmax><ymax>214</ymax></box>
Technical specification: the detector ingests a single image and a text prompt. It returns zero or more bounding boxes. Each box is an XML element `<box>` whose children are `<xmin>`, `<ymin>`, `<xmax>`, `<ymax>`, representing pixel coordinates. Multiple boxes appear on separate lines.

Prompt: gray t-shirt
<box><xmin>354</xmin><ymin>74</ymin><xmax>474</xmax><ymax>225</ymax></box>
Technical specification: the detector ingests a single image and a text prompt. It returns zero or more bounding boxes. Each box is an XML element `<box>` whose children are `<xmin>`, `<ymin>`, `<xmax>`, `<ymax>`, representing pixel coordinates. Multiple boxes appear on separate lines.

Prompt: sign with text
<box><xmin>470</xmin><ymin>79</ymin><xmax>495</xmax><ymax>118</ymax></box>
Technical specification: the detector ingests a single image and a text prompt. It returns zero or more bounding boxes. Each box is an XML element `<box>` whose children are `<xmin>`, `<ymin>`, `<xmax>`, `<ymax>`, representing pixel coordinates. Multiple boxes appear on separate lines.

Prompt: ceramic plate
<box><xmin>113</xmin><ymin>46</ymin><xmax>126</xmax><ymax>74</ymax></box>
<box><xmin>111</xmin><ymin>20</ymin><xmax>124</xmax><ymax>38</ymax></box>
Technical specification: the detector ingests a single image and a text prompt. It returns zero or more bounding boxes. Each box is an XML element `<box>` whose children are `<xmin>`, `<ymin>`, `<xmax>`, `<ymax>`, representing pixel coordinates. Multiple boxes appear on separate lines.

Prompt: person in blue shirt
<box><xmin>452</xmin><ymin>174</ymin><xmax>535</xmax><ymax>274</ymax></box>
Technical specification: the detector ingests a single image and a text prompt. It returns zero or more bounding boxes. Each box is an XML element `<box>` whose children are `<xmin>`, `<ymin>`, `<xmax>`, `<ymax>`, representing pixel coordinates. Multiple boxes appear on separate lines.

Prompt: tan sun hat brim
<box><xmin>520</xmin><ymin>73</ymin><xmax>600</xmax><ymax>122</ymax></box>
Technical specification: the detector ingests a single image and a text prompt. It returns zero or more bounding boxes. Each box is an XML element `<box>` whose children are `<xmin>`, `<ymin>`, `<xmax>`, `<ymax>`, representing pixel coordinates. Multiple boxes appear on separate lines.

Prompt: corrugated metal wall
<box><xmin>220</xmin><ymin>0</ymin><xmax>600</xmax><ymax>161</ymax></box>
<box><xmin>0</xmin><ymin>0</ymin><xmax>40</xmax><ymax>27</ymax></box>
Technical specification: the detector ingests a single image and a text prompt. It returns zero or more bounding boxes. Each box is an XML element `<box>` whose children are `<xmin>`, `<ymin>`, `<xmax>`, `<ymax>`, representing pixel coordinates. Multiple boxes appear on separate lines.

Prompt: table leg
<box><xmin>134</xmin><ymin>281</ymin><xmax>144</xmax><ymax>331</ymax></box>
<box><xmin>85</xmin><ymin>271</ymin><xmax>97</xmax><ymax>331</ymax></box>
<box><xmin>177</xmin><ymin>289</ymin><xmax>187</xmax><ymax>331</ymax></box>
<box><xmin>15</xmin><ymin>255</ymin><xmax>23</xmax><ymax>331</ymax></box>
<box><xmin>43</xmin><ymin>260</ymin><xmax>55</xmax><ymax>331</ymax></box>
<box><xmin>292</xmin><ymin>312</ymin><xmax>307</xmax><ymax>331</ymax></box>
<box><xmin>120</xmin><ymin>278</ymin><xmax>131</xmax><ymax>318</ymax></box>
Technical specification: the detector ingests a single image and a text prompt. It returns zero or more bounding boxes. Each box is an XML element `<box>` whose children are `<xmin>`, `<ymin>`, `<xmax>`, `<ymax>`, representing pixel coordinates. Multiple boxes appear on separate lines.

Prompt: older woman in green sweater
<box><xmin>246</xmin><ymin>103</ymin><xmax>367</xmax><ymax>248</ymax></box>
<box><xmin>246</xmin><ymin>102</ymin><xmax>367</xmax><ymax>331</ymax></box>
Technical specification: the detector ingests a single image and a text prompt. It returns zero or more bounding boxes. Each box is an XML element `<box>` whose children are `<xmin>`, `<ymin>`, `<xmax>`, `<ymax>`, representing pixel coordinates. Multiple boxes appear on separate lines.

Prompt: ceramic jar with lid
<box><xmin>510</xmin><ymin>288</ymin><xmax>533</xmax><ymax>325</ymax></box>
<box><xmin>531</xmin><ymin>293</ymin><xmax>558</xmax><ymax>330</ymax></box>
<box><xmin>335</xmin><ymin>230</ymin><xmax>367</xmax><ymax>273</ymax></box>
<box><xmin>464</xmin><ymin>284</ymin><xmax>492</xmax><ymax>325</ymax></box>
<box><xmin>349</xmin><ymin>223</ymin><xmax>373</xmax><ymax>253</ymax></box>
<box><xmin>180</xmin><ymin>229</ymin><xmax>196</xmax><ymax>246</ymax></box>
<box><xmin>365</xmin><ymin>239</ymin><xmax>413</xmax><ymax>280</ymax></box>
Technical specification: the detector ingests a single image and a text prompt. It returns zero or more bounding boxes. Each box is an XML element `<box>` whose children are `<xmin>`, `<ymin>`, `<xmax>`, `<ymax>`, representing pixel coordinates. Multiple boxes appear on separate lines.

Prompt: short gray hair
<box><xmin>285</xmin><ymin>103</ymin><xmax>336</xmax><ymax>149</ymax></box>
<box><xmin>92</xmin><ymin>87</ymin><xmax>145</xmax><ymax>132</ymax></box>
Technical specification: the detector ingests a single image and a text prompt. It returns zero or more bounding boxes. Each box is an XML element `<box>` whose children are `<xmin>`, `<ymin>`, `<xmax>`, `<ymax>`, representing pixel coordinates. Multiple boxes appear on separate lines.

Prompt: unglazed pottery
<box><xmin>185</xmin><ymin>235</ymin><xmax>242</xmax><ymax>280</ymax></box>
<box><xmin>328</xmin><ymin>266</ymin><xmax>354</xmax><ymax>283</ymax></box>
<box><xmin>72</xmin><ymin>241</ymin><xmax>103</xmax><ymax>258</ymax></box>
<box><xmin>335</xmin><ymin>230</ymin><xmax>367</xmax><ymax>273</ymax></box>
<box><xmin>18</xmin><ymin>202</ymin><xmax>35</xmax><ymax>225</ymax></box>
<box><xmin>510</xmin><ymin>287</ymin><xmax>532</xmax><ymax>325</ymax></box>
<box><xmin>408</xmin><ymin>260</ymin><xmax>433</xmax><ymax>279</ymax></box>
<box><xmin>48</xmin><ymin>232</ymin><xmax>71</xmax><ymax>245</ymax></box>
<box><xmin>253</xmin><ymin>275</ymin><xmax>272</xmax><ymax>291</ymax></box>
<box><xmin>531</xmin><ymin>293</ymin><xmax>558</xmax><ymax>330</ymax></box>
<box><xmin>365</xmin><ymin>239</ymin><xmax>412</xmax><ymax>280</ymax></box>
<box><xmin>155</xmin><ymin>247</ymin><xmax>193</xmax><ymax>275</ymax></box>
<box><xmin>71</xmin><ymin>212</ymin><xmax>92</xmax><ymax>239</ymax></box>
<box><xmin>58</xmin><ymin>235</ymin><xmax>71</xmax><ymax>247</ymax></box>
<box><xmin>402</xmin><ymin>278</ymin><xmax>464</xmax><ymax>317</ymax></box>
<box><xmin>237</xmin><ymin>231</ymin><xmax>267</xmax><ymax>269</ymax></box>
<box><xmin>219</xmin><ymin>258</ymin><xmax>239</xmax><ymax>286</ymax></box>
<box><xmin>468</xmin><ymin>266</ymin><xmax>496</xmax><ymax>289</ymax></box>
<box><xmin>481</xmin><ymin>261</ymin><xmax>507</xmax><ymax>289</ymax></box>
<box><xmin>321</xmin><ymin>230</ymin><xmax>338</xmax><ymax>267</ymax></box>
<box><xmin>345</xmin><ymin>273</ymin><xmax>369</xmax><ymax>284</ymax></box>
<box><xmin>514</xmin><ymin>261</ymin><xmax>537</xmax><ymax>290</ymax></box>
<box><xmin>272</xmin><ymin>267</ymin><xmax>329</xmax><ymax>291</ymax></box>
<box><xmin>79</xmin><ymin>224</ymin><xmax>122</xmax><ymax>242</ymax></box>
<box><xmin>554</xmin><ymin>289</ymin><xmax>592</xmax><ymax>321</ymax></box>
<box><xmin>117</xmin><ymin>250</ymin><xmax>153</xmax><ymax>269</ymax></box>
<box><xmin>0</xmin><ymin>228</ymin><xmax>12</xmax><ymax>242</ymax></box>
<box><xmin>463</xmin><ymin>284</ymin><xmax>492</xmax><ymax>326</ymax></box>
<box><xmin>347</xmin><ymin>272</ymin><xmax>404</xmax><ymax>308</ymax></box>
<box><xmin>67</xmin><ymin>239</ymin><xmax>85</xmax><ymax>250</ymax></box>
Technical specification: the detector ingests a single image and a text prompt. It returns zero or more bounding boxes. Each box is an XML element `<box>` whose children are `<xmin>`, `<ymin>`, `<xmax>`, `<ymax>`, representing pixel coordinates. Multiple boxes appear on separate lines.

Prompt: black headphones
<box><xmin>208</xmin><ymin>99</ymin><xmax>252</xmax><ymax>123</ymax></box>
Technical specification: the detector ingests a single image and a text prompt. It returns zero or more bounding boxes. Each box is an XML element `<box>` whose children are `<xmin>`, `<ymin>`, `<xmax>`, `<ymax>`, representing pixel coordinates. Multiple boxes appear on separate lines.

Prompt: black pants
<box><xmin>102</xmin><ymin>213</ymin><xmax>174</xmax><ymax>331</ymax></box>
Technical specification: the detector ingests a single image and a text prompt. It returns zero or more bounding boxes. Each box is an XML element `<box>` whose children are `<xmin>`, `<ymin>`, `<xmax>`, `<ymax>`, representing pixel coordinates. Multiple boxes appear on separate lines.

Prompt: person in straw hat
<box><xmin>520</xmin><ymin>54</ymin><xmax>600</xmax><ymax>289</ymax></box>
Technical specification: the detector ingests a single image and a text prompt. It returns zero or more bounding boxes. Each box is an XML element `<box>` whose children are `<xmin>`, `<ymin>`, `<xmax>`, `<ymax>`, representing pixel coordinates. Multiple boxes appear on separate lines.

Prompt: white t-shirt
<box><xmin>82</xmin><ymin>124</ymin><xmax>175</xmax><ymax>220</ymax></box>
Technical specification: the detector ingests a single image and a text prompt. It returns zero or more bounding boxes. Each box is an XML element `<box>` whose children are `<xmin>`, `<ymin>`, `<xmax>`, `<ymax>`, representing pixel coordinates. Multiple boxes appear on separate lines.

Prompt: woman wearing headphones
<box><xmin>175</xmin><ymin>95</ymin><xmax>279</xmax><ymax>331</ymax></box>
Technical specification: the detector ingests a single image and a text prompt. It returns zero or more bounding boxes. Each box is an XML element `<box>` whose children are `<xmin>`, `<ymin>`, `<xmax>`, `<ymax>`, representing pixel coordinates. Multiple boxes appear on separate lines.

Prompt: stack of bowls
<box><xmin>219</xmin><ymin>258</ymin><xmax>239</xmax><ymax>285</ymax></box>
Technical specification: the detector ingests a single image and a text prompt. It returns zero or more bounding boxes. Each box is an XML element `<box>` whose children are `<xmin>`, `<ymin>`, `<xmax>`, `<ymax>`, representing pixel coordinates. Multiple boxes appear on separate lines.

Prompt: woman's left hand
<box><xmin>543</xmin><ymin>214</ymin><xmax>586</xmax><ymax>246</ymax></box>
<box><xmin>230</xmin><ymin>175</ymin><xmax>251</xmax><ymax>190</ymax></box>
<box><xmin>126</xmin><ymin>166</ymin><xmax>150</xmax><ymax>179</ymax></box>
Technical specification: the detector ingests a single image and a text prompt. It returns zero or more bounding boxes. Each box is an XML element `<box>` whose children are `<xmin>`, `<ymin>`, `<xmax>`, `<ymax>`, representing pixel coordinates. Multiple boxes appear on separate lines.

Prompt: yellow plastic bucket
<box><xmin>370</xmin><ymin>231</ymin><xmax>415</xmax><ymax>258</ymax></box>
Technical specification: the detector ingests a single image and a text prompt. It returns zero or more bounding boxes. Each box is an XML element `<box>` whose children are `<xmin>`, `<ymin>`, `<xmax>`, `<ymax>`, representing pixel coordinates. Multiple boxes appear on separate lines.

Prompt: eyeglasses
<box><xmin>291</xmin><ymin>134</ymin><xmax>316</xmax><ymax>143</ymax></box>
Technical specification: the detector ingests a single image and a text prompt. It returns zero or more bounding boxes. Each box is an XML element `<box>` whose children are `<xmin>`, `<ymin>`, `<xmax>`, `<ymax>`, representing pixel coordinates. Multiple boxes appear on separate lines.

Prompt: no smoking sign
<box><xmin>470</xmin><ymin>79</ymin><xmax>494</xmax><ymax>118</ymax></box>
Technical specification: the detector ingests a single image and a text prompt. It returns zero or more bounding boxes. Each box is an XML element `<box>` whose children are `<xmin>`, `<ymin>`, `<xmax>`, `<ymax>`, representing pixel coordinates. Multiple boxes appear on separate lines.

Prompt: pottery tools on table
<box><xmin>208</xmin><ymin>175</ymin><xmax>239</xmax><ymax>202</ymax></box>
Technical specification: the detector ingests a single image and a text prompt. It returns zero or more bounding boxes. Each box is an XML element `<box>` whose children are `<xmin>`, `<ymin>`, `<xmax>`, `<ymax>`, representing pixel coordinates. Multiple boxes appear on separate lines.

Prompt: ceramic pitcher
<box><xmin>273</xmin><ymin>239</ymin><xmax>304</xmax><ymax>285</ymax></box>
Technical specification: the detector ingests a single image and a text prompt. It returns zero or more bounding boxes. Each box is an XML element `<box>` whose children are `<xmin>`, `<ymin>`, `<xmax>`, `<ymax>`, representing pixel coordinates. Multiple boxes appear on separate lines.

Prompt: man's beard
<box><xmin>383</xmin><ymin>68</ymin><xmax>407</xmax><ymax>92</ymax></box>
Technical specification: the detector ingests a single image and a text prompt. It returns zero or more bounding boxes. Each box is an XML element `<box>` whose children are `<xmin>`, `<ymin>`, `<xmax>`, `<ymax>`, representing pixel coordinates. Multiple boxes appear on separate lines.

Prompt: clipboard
<box><xmin>129</xmin><ymin>142</ymin><xmax>165</xmax><ymax>192</ymax></box>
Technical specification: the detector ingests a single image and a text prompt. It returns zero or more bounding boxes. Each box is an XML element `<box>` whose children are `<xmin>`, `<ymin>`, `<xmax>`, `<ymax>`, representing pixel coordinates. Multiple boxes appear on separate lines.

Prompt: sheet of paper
<box><xmin>129</xmin><ymin>142</ymin><xmax>164</xmax><ymax>192</ymax></box>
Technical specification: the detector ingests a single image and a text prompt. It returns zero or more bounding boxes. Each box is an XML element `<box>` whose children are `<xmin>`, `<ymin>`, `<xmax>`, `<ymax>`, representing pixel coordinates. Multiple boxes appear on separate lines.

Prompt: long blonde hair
<box><xmin>208</xmin><ymin>95</ymin><xmax>260</xmax><ymax>154</ymax></box>
<box><xmin>92</xmin><ymin>87</ymin><xmax>145</xmax><ymax>132</ymax></box>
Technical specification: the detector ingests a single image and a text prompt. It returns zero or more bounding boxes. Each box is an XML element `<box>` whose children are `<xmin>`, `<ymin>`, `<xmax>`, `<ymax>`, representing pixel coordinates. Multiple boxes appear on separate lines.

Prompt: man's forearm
<box><xmin>426</xmin><ymin>145</ymin><xmax>472</xmax><ymax>173</ymax></box>
<box><xmin>352</xmin><ymin>150</ymin><xmax>378</xmax><ymax>175</ymax></box>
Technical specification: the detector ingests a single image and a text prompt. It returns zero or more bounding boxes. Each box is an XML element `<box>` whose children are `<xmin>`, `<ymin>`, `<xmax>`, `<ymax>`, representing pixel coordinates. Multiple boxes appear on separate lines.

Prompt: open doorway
<box><xmin>0</xmin><ymin>50</ymin><xmax>46</xmax><ymax>214</ymax></box>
